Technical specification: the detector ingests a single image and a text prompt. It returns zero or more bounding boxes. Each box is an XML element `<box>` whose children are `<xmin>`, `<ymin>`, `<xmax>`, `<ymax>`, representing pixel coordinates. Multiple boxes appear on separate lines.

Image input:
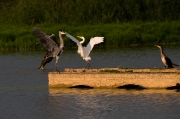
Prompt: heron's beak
<box><xmin>60</xmin><ymin>31</ymin><xmax>65</xmax><ymax>34</ymax></box>
<box><xmin>155</xmin><ymin>45</ymin><xmax>160</xmax><ymax>48</ymax></box>
<box><xmin>59</xmin><ymin>30</ymin><xmax>65</xmax><ymax>34</ymax></box>
<box><xmin>77</xmin><ymin>36</ymin><xmax>82</xmax><ymax>38</ymax></box>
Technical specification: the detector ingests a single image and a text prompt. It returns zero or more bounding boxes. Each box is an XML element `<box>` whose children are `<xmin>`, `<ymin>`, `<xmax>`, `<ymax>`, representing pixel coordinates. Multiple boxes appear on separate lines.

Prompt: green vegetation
<box><xmin>0</xmin><ymin>0</ymin><xmax>180</xmax><ymax>50</ymax></box>
<box><xmin>100</xmin><ymin>69</ymin><xmax>134</xmax><ymax>73</ymax></box>
<box><xmin>100</xmin><ymin>69</ymin><xmax>120</xmax><ymax>73</ymax></box>
<box><xmin>1</xmin><ymin>0</ymin><xmax>180</xmax><ymax>24</ymax></box>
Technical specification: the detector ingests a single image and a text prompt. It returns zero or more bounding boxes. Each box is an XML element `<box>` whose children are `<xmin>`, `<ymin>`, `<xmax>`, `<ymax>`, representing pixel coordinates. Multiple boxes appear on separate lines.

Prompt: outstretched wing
<box><xmin>50</xmin><ymin>34</ymin><xmax>59</xmax><ymax>46</ymax></box>
<box><xmin>33</xmin><ymin>27</ymin><xmax>58</xmax><ymax>52</ymax></box>
<box><xmin>65</xmin><ymin>32</ymin><xmax>81</xmax><ymax>45</ymax></box>
<box><xmin>83</xmin><ymin>37</ymin><xmax>104</xmax><ymax>58</ymax></box>
<box><xmin>65</xmin><ymin>32</ymin><xmax>84</xmax><ymax>56</ymax></box>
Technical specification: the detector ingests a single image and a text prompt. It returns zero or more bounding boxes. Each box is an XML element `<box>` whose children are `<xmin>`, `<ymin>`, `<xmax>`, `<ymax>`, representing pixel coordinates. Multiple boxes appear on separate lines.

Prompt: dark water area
<box><xmin>0</xmin><ymin>45</ymin><xmax>180</xmax><ymax>119</ymax></box>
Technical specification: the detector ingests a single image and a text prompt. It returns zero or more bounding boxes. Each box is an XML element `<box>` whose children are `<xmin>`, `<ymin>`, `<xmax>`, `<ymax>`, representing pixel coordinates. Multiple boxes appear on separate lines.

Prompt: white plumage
<box><xmin>65</xmin><ymin>32</ymin><xmax>104</xmax><ymax>68</ymax></box>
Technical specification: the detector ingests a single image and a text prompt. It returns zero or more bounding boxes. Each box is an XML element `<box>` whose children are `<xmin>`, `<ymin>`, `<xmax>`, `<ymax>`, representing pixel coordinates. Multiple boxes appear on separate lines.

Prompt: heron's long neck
<box><xmin>80</xmin><ymin>37</ymin><xmax>85</xmax><ymax>44</ymax></box>
<box><xmin>59</xmin><ymin>33</ymin><xmax>64</xmax><ymax>47</ymax></box>
<box><xmin>159</xmin><ymin>47</ymin><xmax>165</xmax><ymax>57</ymax></box>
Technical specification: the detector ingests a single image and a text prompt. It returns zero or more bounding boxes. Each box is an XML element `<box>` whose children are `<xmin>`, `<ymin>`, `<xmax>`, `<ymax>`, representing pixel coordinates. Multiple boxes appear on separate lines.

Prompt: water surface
<box><xmin>0</xmin><ymin>46</ymin><xmax>180</xmax><ymax>119</ymax></box>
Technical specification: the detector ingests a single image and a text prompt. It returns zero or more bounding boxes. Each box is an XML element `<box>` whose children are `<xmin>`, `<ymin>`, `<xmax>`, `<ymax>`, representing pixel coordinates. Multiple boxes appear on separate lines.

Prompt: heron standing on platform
<box><xmin>65</xmin><ymin>32</ymin><xmax>104</xmax><ymax>69</ymax></box>
<box><xmin>155</xmin><ymin>45</ymin><xmax>178</xmax><ymax>68</ymax></box>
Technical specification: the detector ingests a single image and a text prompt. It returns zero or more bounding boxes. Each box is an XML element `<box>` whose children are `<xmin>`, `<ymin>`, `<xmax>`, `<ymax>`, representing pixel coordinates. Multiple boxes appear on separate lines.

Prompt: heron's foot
<box><xmin>38</xmin><ymin>66</ymin><xmax>44</xmax><ymax>70</ymax></box>
<box><xmin>87</xmin><ymin>64</ymin><xmax>90</xmax><ymax>70</ymax></box>
<box><xmin>86</xmin><ymin>61</ymin><xmax>90</xmax><ymax>70</ymax></box>
<box><xmin>82</xmin><ymin>68</ymin><xmax>86</xmax><ymax>72</ymax></box>
<box><xmin>56</xmin><ymin>69</ymin><xmax>61</xmax><ymax>73</ymax></box>
<box><xmin>56</xmin><ymin>71</ymin><xmax>60</xmax><ymax>73</ymax></box>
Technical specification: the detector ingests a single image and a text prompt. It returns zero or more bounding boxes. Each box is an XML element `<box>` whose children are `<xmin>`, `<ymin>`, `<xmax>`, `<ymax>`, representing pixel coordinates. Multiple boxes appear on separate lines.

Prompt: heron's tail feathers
<box><xmin>84</xmin><ymin>57</ymin><xmax>91</xmax><ymax>61</ymax></box>
<box><xmin>172</xmin><ymin>63</ymin><xmax>179</xmax><ymax>66</ymax></box>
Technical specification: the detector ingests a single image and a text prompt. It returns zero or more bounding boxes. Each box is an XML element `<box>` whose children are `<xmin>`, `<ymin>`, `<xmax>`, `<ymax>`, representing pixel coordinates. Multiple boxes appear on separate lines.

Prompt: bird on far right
<box><xmin>155</xmin><ymin>45</ymin><xmax>179</xmax><ymax>68</ymax></box>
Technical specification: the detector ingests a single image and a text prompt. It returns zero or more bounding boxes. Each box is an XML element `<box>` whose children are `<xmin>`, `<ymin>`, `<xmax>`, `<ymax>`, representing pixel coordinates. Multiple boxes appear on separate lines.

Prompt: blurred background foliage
<box><xmin>1</xmin><ymin>0</ymin><xmax>180</xmax><ymax>25</ymax></box>
<box><xmin>0</xmin><ymin>0</ymin><xmax>180</xmax><ymax>50</ymax></box>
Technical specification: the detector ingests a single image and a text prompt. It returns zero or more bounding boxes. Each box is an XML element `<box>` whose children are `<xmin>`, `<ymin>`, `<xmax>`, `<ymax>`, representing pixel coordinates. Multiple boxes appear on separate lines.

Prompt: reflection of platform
<box><xmin>49</xmin><ymin>88</ymin><xmax>179</xmax><ymax>96</ymax></box>
<box><xmin>48</xmin><ymin>68</ymin><xmax>180</xmax><ymax>89</ymax></box>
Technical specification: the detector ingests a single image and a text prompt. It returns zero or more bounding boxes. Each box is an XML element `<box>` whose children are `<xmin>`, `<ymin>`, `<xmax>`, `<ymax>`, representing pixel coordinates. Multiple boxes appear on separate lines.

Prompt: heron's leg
<box><xmin>55</xmin><ymin>56</ymin><xmax>59</xmax><ymax>71</ymax></box>
<box><xmin>38</xmin><ymin>53</ymin><xmax>48</xmax><ymax>69</ymax></box>
<box><xmin>86</xmin><ymin>61</ymin><xmax>90</xmax><ymax>69</ymax></box>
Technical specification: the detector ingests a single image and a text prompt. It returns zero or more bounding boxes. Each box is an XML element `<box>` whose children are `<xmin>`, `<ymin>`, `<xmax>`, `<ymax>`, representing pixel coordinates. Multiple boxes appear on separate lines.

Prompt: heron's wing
<box><xmin>50</xmin><ymin>34</ymin><xmax>59</xmax><ymax>46</ymax></box>
<box><xmin>164</xmin><ymin>56</ymin><xmax>173</xmax><ymax>67</ymax></box>
<box><xmin>83</xmin><ymin>37</ymin><xmax>104</xmax><ymax>57</ymax></box>
<box><xmin>65</xmin><ymin>32</ymin><xmax>81</xmax><ymax>45</ymax></box>
<box><xmin>65</xmin><ymin>32</ymin><xmax>84</xmax><ymax>56</ymax></box>
<box><xmin>33</xmin><ymin>27</ymin><xmax>58</xmax><ymax>52</ymax></box>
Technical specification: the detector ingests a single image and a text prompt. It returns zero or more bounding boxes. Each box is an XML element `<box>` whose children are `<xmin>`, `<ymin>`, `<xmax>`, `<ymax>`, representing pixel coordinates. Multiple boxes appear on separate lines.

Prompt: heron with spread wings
<box><xmin>65</xmin><ymin>32</ymin><xmax>104</xmax><ymax>69</ymax></box>
<box><xmin>33</xmin><ymin>27</ymin><xmax>65</xmax><ymax>71</ymax></box>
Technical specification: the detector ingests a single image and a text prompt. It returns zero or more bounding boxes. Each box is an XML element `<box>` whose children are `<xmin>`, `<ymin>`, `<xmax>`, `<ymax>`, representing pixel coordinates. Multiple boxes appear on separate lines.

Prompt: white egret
<box><xmin>65</xmin><ymin>32</ymin><xmax>104</xmax><ymax>69</ymax></box>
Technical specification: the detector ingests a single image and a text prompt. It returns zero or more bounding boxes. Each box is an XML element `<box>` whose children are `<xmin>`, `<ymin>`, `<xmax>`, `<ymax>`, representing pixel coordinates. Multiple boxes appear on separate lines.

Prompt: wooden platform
<box><xmin>48</xmin><ymin>68</ymin><xmax>180</xmax><ymax>89</ymax></box>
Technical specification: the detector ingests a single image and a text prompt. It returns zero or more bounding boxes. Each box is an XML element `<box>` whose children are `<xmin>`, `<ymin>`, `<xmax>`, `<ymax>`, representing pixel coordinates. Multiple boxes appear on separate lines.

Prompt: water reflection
<box><xmin>48</xmin><ymin>89</ymin><xmax>180</xmax><ymax>119</ymax></box>
<box><xmin>49</xmin><ymin>88</ymin><xmax>180</xmax><ymax>96</ymax></box>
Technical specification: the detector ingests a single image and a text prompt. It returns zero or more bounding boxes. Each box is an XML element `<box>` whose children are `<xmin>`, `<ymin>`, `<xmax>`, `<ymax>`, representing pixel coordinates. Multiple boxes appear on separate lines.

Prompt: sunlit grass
<box><xmin>1</xmin><ymin>0</ymin><xmax>180</xmax><ymax>50</ymax></box>
<box><xmin>0</xmin><ymin>21</ymin><xmax>180</xmax><ymax>50</ymax></box>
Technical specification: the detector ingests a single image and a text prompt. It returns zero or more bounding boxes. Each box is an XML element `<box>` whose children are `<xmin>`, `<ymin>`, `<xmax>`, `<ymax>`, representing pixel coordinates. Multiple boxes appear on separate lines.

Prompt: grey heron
<box><xmin>33</xmin><ymin>27</ymin><xmax>65</xmax><ymax>71</ymax></box>
<box><xmin>155</xmin><ymin>45</ymin><xmax>178</xmax><ymax>68</ymax></box>
<box><xmin>65</xmin><ymin>32</ymin><xmax>104</xmax><ymax>69</ymax></box>
<box><xmin>38</xmin><ymin>34</ymin><xmax>57</xmax><ymax>69</ymax></box>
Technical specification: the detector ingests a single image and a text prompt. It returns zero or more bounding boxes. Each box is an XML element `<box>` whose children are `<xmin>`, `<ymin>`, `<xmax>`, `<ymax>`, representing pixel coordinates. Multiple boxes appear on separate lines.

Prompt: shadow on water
<box><xmin>166</xmin><ymin>83</ymin><xmax>180</xmax><ymax>90</ymax></box>
<box><xmin>69</xmin><ymin>85</ymin><xmax>94</xmax><ymax>89</ymax></box>
<box><xmin>117</xmin><ymin>84</ymin><xmax>147</xmax><ymax>90</ymax></box>
<box><xmin>49</xmin><ymin>88</ymin><xmax>180</xmax><ymax>96</ymax></box>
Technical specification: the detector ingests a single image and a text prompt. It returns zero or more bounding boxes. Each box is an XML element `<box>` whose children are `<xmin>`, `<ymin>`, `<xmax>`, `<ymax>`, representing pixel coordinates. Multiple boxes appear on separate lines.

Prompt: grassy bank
<box><xmin>1</xmin><ymin>0</ymin><xmax>180</xmax><ymax>50</ymax></box>
<box><xmin>0</xmin><ymin>21</ymin><xmax>180</xmax><ymax>50</ymax></box>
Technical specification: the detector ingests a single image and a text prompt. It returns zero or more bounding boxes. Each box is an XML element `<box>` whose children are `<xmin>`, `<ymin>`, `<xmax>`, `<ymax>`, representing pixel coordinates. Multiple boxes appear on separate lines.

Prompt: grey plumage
<box><xmin>33</xmin><ymin>27</ymin><xmax>65</xmax><ymax>71</ymax></box>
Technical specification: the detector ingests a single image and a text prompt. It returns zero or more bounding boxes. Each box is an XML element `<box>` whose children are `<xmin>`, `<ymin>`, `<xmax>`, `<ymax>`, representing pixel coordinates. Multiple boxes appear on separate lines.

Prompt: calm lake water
<box><xmin>0</xmin><ymin>45</ymin><xmax>180</xmax><ymax>119</ymax></box>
